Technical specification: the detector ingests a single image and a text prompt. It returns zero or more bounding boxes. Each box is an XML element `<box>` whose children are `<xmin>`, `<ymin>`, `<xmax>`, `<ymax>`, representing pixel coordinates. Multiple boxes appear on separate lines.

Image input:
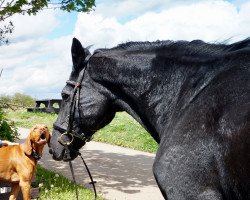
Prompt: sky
<box><xmin>0</xmin><ymin>0</ymin><xmax>250</xmax><ymax>99</ymax></box>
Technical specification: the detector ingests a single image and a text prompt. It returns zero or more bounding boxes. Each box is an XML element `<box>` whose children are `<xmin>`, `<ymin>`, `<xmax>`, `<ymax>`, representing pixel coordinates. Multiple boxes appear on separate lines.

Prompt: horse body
<box><xmin>50</xmin><ymin>38</ymin><xmax>250</xmax><ymax>199</ymax></box>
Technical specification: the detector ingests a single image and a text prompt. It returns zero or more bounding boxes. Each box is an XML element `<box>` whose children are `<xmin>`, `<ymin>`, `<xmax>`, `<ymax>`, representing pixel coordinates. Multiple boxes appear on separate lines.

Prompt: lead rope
<box><xmin>68</xmin><ymin>150</ymin><xmax>97</xmax><ymax>200</ymax></box>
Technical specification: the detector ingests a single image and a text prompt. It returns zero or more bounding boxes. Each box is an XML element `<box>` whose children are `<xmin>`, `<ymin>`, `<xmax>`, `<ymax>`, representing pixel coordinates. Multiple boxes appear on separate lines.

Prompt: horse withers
<box><xmin>49</xmin><ymin>38</ymin><xmax>250</xmax><ymax>200</ymax></box>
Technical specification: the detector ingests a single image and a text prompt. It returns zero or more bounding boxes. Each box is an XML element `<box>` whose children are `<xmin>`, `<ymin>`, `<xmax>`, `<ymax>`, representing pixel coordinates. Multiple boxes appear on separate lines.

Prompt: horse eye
<box><xmin>61</xmin><ymin>92</ymin><xmax>70</xmax><ymax>101</ymax></box>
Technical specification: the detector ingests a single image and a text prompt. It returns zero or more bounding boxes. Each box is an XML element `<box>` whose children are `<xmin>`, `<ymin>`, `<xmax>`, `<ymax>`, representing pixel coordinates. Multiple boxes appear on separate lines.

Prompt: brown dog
<box><xmin>0</xmin><ymin>124</ymin><xmax>50</xmax><ymax>200</ymax></box>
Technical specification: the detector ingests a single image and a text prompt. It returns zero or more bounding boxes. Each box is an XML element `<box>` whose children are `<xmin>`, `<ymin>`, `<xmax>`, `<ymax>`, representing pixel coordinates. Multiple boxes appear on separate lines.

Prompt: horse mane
<box><xmin>94</xmin><ymin>38</ymin><xmax>250</xmax><ymax>59</ymax></box>
<box><xmin>114</xmin><ymin>40</ymin><xmax>174</xmax><ymax>51</ymax></box>
<box><xmin>94</xmin><ymin>40</ymin><xmax>173</xmax><ymax>53</ymax></box>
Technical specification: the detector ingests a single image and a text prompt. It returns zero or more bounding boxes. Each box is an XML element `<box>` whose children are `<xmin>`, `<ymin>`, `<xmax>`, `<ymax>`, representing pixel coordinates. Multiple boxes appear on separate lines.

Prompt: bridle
<box><xmin>53</xmin><ymin>54</ymin><xmax>97</xmax><ymax>199</ymax></box>
<box><xmin>53</xmin><ymin>54</ymin><xmax>93</xmax><ymax>150</ymax></box>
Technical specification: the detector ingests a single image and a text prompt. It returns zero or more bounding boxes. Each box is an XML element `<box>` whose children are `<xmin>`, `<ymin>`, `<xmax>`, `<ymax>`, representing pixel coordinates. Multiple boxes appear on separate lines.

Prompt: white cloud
<box><xmin>0</xmin><ymin>9</ymin><xmax>75</xmax><ymax>98</ymax></box>
<box><xmin>75</xmin><ymin>0</ymin><xmax>250</xmax><ymax>50</ymax></box>
<box><xmin>8</xmin><ymin>10</ymin><xmax>59</xmax><ymax>42</ymax></box>
<box><xmin>1</xmin><ymin>0</ymin><xmax>250</xmax><ymax>99</ymax></box>
<box><xmin>94</xmin><ymin>0</ymin><xmax>209</xmax><ymax>21</ymax></box>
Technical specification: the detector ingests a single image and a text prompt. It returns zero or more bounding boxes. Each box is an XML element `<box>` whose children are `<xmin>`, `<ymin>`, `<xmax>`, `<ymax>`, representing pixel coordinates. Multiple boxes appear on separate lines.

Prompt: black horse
<box><xmin>50</xmin><ymin>38</ymin><xmax>250</xmax><ymax>200</ymax></box>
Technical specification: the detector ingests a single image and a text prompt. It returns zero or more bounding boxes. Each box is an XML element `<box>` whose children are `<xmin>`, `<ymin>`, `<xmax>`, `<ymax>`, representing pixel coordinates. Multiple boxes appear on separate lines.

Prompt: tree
<box><xmin>0</xmin><ymin>0</ymin><xmax>95</xmax><ymax>45</ymax></box>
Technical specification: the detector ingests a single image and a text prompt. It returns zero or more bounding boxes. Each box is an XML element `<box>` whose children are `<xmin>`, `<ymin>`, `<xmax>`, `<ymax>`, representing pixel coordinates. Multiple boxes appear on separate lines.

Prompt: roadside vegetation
<box><xmin>0</xmin><ymin>93</ymin><xmax>35</xmax><ymax>108</ymax></box>
<box><xmin>0</xmin><ymin>93</ymin><xmax>34</xmax><ymax>141</ymax></box>
<box><xmin>0</xmin><ymin>108</ymin><xmax>19</xmax><ymax>141</ymax></box>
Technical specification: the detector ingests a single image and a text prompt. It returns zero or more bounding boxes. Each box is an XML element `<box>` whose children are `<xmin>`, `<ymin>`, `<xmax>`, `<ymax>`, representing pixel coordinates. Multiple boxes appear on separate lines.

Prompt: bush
<box><xmin>0</xmin><ymin>93</ymin><xmax>35</xmax><ymax>108</ymax></box>
<box><xmin>12</xmin><ymin>93</ymin><xmax>35</xmax><ymax>107</ymax></box>
<box><xmin>0</xmin><ymin>108</ymin><xmax>19</xmax><ymax>141</ymax></box>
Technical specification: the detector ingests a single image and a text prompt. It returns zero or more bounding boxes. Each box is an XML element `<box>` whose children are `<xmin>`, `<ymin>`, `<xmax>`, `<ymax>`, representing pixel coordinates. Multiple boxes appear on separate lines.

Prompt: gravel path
<box><xmin>17</xmin><ymin>127</ymin><xmax>164</xmax><ymax>200</ymax></box>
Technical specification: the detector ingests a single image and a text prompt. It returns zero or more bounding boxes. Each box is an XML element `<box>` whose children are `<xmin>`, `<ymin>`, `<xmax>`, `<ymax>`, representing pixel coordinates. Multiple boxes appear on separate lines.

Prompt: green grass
<box><xmin>94</xmin><ymin>112</ymin><xmax>158</xmax><ymax>153</ymax></box>
<box><xmin>36</xmin><ymin>165</ymin><xmax>105</xmax><ymax>200</ymax></box>
<box><xmin>7</xmin><ymin>110</ymin><xmax>57</xmax><ymax>130</ymax></box>
<box><xmin>6</xmin><ymin>109</ymin><xmax>158</xmax><ymax>153</ymax></box>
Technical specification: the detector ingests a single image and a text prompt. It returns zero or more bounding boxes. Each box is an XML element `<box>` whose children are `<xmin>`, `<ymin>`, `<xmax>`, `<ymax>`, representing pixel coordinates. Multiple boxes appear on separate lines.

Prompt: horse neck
<box><xmin>91</xmin><ymin>51</ymin><xmax>218</xmax><ymax>143</ymax></box>
<box><xmin>90</xmin><ymin>53</ymin><xmax>182</xmax><ymax>142</ymax></box>
<box><xmin>115</xmin><ymin>66</ymin><xmax>188</xmax><ymax>143</ymax></box>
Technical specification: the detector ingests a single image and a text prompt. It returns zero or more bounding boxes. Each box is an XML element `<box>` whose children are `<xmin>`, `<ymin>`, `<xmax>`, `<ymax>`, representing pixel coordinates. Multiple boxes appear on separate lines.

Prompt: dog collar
<box><xmin>31</xmin><ymin>149</ymin><xmax>41</xmax><ymax>160</ymax></box>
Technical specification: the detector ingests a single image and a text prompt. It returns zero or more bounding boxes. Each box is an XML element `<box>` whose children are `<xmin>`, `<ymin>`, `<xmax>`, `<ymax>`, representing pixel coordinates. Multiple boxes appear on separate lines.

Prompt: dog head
<box><xmin>24</xmin><ymin>124</ymin><xmax>51</xmax><ymax>158</ymax></box>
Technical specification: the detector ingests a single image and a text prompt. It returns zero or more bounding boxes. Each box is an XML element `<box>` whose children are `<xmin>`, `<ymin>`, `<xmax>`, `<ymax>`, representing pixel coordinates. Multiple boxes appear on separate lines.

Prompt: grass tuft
<box><xmin>36</xmin><ymin>165</ymin><xmax>105</xmax><ymax>200</ymax></box>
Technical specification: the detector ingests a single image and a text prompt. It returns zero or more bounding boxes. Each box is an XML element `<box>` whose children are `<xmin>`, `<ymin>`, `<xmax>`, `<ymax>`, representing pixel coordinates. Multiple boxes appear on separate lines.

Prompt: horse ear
<box><xmin>71</xmin><ymin>38</ymin><xmax>86</xmax><ymax>70</ymax></box>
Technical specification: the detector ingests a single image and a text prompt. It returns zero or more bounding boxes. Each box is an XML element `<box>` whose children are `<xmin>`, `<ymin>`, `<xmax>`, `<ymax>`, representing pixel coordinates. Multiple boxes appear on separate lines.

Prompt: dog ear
<box><xmin>24</xmin><ymin>135</ymin><xmax>33</xmax><ymax>156</ymax></box>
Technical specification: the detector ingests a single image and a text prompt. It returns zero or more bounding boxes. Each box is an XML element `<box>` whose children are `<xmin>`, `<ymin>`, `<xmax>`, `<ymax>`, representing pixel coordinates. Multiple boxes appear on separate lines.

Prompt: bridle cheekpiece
<box><xmin>53</xmin><ymin>54</ymin><xmax>92</xmax><ymax>158</ymax></box>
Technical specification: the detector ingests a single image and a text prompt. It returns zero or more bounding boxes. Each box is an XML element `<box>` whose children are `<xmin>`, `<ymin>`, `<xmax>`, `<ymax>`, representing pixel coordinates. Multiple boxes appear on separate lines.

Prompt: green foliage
<box><xmin>0</xmin><ymin>92</ymin><xmax>35</xmax><ymax>107</ymax></box>
<box><xmin>12</xmin><ymin>92</ymin><xmax>35</xmax><ymax>107</ymax></box>
<box><xmin>0</xmin><ymin>0</ymin><xmax>95</xmax><ymax>19</ymax></box>
<box><xmin>60</xmin><ymin>0</ymin><xmax>95</xmax><ymax>12</ymax></box>
<box><xmin>0</xmin><ymin>94</ymin><xmax>11</xmax><ymax>103</ymax></box>
<box><xmin>0</xmin><ymin>108</ymin><xmax>19</xmax><ymax>141</ymax></box>
<box><xmin>0</xmin><ymin>0</ymin><xmax>47</xmax><ymax>20</ymax></box>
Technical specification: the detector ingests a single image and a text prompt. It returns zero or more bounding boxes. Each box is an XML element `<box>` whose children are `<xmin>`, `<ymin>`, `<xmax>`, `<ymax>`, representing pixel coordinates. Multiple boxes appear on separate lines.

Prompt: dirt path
<box><xmin>18</xmin><ymin>127</ymin><xmax>164</xmax><ymax>200</ymax></box>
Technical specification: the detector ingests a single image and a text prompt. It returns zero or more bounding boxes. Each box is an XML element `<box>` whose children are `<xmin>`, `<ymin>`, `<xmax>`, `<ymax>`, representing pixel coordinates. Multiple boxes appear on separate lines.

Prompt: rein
<box><xmin>54</xmin><ymin>54</ymin><xmax>97</xmax><ymax>199</ymax></box>
<box><xmin>69</xmin><ymin>152</ymin><xmax>97</xmax><ymax>200</ymax></box>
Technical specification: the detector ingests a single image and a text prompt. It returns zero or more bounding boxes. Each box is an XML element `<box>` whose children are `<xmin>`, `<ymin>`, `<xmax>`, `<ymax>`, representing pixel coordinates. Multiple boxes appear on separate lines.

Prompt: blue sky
<box><xmin>48</xmin><ymin>13</ymin><xmax>78</xmax><ymax>39</ymax></box>
<box><xmin>0</xmin><ymin>0</ymin><xmax>250</xmax><ymax>99</ymax></box>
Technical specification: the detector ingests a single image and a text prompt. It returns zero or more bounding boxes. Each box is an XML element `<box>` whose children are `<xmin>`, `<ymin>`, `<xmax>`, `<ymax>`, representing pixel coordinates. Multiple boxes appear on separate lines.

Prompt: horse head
<box><xmin>49</xmin><ymin>38</ymin><xmax>116</xmax><ymax>161</ymax></box>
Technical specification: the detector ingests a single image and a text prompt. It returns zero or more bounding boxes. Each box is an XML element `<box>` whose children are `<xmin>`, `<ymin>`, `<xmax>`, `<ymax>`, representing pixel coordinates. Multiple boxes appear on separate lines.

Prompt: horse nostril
<box><xmin>49</xmin><ymin>148</ymin><xmax>53</xmax><ymax>154</ymax></box>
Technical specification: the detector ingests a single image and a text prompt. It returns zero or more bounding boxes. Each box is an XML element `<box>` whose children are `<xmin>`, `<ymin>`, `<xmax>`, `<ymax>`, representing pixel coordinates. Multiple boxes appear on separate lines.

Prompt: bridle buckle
<box><xmin>58</xmin><ymin>132</ymin><xmax>74</xmax><ymax>146</ymax></box>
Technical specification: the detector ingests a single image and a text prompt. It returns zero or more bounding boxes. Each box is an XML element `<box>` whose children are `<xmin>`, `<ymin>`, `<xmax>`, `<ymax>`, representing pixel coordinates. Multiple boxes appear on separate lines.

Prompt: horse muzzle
<box><xmin>49</xmin><ymin>129</ymin><xmax>80</xmax><ymax>161</ymax></box>
<box><xmin>49</xmin><ymin>129</ymin><xmax>66</xmax><ymax>161</ymax></box>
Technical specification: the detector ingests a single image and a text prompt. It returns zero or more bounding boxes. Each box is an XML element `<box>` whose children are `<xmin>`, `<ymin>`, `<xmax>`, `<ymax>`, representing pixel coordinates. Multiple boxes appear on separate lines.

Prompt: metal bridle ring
<box><xmin>58</xmin><ymin>132</ymin><xmax>74</xmax><ymax>146</ymax></box>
